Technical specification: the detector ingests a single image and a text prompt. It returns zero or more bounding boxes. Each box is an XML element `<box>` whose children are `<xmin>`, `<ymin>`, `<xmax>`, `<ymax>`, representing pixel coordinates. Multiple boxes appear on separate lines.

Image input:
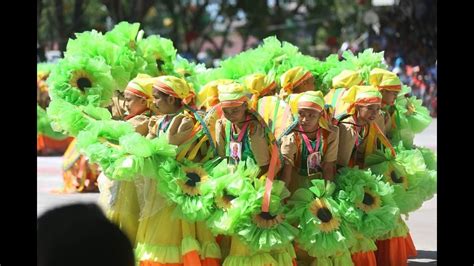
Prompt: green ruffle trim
<box><xmin>271</xmin><ymin>252</ymin><xmax>293</xmax><ymax>266</ymax></box>
<box><xmin>335</xmin><ymin>167</ymin><xmax>399</xmax><ymax>239</ymax></box>
<box><xmin>223</xmin><ymin>252</ymin><xmax>278</xmax><ymax>266</ymax></box>
<box><xmin>376</xmin><ymin>216</ymin><xmax>409</xmax><ymax>240</ymax></box>
<box><xmin>349</xmin><ymin>233</ymin><xmax>377</xmax><ymax>253</ymax></box>
<box><xmin>134</xmin><ymin>242</ymin><xmax>185</xmax><ymax>264</ymax></box>
<box><xmin>417</xmin><ymin>147</ymin><xmax>437</xmax><ymax>170</ymax></box>
<box><xmin>182</xmin><ymin>235</ymin><xmax>202</xmax><ymax>255</ymax></box>
<box><xmin>37</xmin><ymin>105</ymin><xmax>69</xmax><ymax>139</ymax></box>
<box><xmin>134</xmin><ymin>235</ymin><xmax>205</xmax><ymax>264</ymax></box>
<box><xmin>311</xmin><ymin>250</ymin><xmax>354</xmax><ymax>266</ymax></box>
<box><xmin>236</xmin><ymin>217</ymin><xmax>298</xmax><ymax>253</ymax></box>
<box><xmin>46</xmin><ymin>100</ymin><xmax>93</xmax><ymax>136</ymax></box>
<box><xmin>271</xmin><ymin>244</ymin><xmax>296</xmax><ymax>266</ymax></box>
<box><xmin>200</xmin><ymin>241</ymin><xmax>222</xmax><ymax>259</ymax></box>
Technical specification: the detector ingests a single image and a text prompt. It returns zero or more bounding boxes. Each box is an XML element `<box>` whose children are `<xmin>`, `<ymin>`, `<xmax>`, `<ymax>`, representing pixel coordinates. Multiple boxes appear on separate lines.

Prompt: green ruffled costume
<box><xmin>390</xmin><ymin>86</ymin><xmax>432</xmax><ymax>148</ymax></box>
<box><xmin>37</xmin><ymin>104</ymin><xmax>69</xmax><ymax>140</ymax></box>
<box><xmin>286</xmin><ymin>179</ymin><xmax>355</xmax><ymax>266</ymax></box>
<box><xmin>365</xmin><ymin>143</ymin><xmax>437</xmax><ymax>214</ymax></box>
<box><xmin>335</xmin><ymin>167</ymin><xmax>399</xmax><ymax>240</ymax></box>
<box><xmin>224</xmin><ymin>179</ymin><xmax>298</xmax><ymax>266</ymax></box>
<box><xmin>200</xmin><ymin>158</ymin><xmax>260</xmax><ymax>236</ymax></box>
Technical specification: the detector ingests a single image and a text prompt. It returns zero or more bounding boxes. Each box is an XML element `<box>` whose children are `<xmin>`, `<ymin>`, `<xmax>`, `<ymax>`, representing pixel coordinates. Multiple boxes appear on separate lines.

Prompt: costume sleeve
<box><xmin>337</xmin><ymin>123</ymin><xmax>357</xmax><ymax>167</ymax></box>
<box><xmin>323</xmin><ymin>126</ymin><xmax>339</xmax><ymax>163</ymax></box>
<box><xmin>248</xmin><ymin>121</ymin><xmax>271</xmax><ymax>166</ymax></box>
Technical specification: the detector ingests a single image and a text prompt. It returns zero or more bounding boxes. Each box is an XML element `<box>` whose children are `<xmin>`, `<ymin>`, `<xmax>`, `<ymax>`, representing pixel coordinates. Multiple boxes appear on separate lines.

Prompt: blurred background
<box><xmin>37</xmin><ymin>0</ymin><xmax>436</xmax><ymax>116</ymax></box>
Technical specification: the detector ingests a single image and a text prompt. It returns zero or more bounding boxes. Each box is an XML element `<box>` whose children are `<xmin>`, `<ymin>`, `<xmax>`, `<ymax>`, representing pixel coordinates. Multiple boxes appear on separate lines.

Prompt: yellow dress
<box><xmin>97</xmin><ymin>113</ymin><xmax>151</xmax><ymax>246</ymax></box>
<box><xmin>136</xmin><ymin>112</ymin><xmax>221</xmax><ymax>266</ymax></box>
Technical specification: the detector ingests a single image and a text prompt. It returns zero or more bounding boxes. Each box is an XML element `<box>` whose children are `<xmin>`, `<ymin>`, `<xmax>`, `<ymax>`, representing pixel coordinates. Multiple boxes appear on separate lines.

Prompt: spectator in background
<box><xmin>37</xmin><ymin>203</ymin><xmax>135</xmax><ymax>266</ymax></box>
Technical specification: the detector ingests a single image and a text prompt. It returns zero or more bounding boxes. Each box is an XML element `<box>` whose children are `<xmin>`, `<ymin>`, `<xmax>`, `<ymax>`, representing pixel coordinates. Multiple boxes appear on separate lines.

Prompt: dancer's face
<box><xmin>298</xmin><ymin>108</ymin><xmax>321</xmax><ymax>131</ymax></box>
<box><xmin>124</xmin><ymin>91</ymin><xmax>147</xmax><ymax>116</ymax></box>
<box><xmin>222</xmin><ymin>103</ymin><xmax>247</xmax><ymax>124</ymax></box>
<box><xmin>357</xmin><ymin>104</ymin><xmax>381</xmax><ymax>124</ymax></box>
<box><xmin>152</xmin><ymin>88</ymin><xmax>179</xmax><ymax>114</ymax></box>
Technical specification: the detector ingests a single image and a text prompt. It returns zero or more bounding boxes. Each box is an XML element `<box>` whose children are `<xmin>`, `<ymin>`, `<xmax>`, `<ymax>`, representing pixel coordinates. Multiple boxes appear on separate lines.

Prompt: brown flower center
<box><xmin>185</xmin><ymin>172</ymin><xmax>201</xmax><ymax>187</ymax></box>
<box><xmin>156</xmin><ymin>59</ymin><xmax>164</xmax><ymax>71</ymax></box>
<box><xmin>390</xmin><ymin>171</ymin><xmax>404</xmax><ymax>184</ymax></box>
<box><xmin>223</xmin><ymin>189</ymin><xmax>236</xmax><ymax>203</ymax></box>
<box><xmin>259</xmin><ymin>211</ymin><xmax>277</xmax><ymax>220</ymax></box>
<box><xmin>363</xmin><ymin>192</ymin><xmax>375</xmax><ymax>206</ymax></box>
<box><xmin>317</xmin><ymin>207</ymin><xmax>333</xmax><ymax>223</ymax></box>
<box><xmin>77</xmin><ymin>77</ymin><xmax>92</xmax><ymax>91</ymax></box>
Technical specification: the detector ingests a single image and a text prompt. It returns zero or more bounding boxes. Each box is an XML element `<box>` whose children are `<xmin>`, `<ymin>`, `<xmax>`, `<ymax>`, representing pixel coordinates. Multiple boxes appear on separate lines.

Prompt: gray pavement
<box><xmin>37</xmin><ymin>119</ymin><xmax>437</xmax><ymax>263</ymax></box>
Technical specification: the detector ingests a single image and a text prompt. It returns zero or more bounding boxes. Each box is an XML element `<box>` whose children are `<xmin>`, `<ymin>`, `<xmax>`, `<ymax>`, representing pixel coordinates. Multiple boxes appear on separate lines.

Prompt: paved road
<box><xmin>37</xmin><ymin>119</ymin><xmax>437</xmax><ymax>264</ymax></box>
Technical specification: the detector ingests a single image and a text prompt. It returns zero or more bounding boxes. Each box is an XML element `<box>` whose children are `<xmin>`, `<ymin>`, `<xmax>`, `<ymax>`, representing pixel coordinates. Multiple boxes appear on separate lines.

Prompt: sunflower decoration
<box><xmin>286</xmin><ymin>179</ymin><xmax>355</xmax><ymax>262</ymax></box>
<box><xmin>137</xmin><ymin>35</ymin><xmax>177</xmax><ymax>76</ymax></box>
<box><xmin>37</xmin><ymin>62</ymin><xmax>54</xmax><ymax>82</ymax></box>
<box><xmin>396</xmin><ymin>145</ymin><xmax>437</xmax><ymax>203</ymax></box>
<box><xmin>342</xmin><ymin>48</ymin><xmax>387</xmax><ymax>82</ymax></box>
<box><xmin>37</xmin><ymin>63</ymin><xmax>55</xmax><ymax>108</ymax></box>
<box><xmin>37</xmin><ymin>104</ymin><xmax>69</xmax><ymax>140</ymax></box>
<box><xmin>199</xmin><ymin>158</ymin><xmax>259</xmax><ymax>236</ymax></box>
<box><xmin>395</xmin><ymin>87</ymin><xmax>432</xmax><ymax>134</ymax></box>
<box><xmin>365</xmin><ymin>142</ymin><xmax>436</xmax><ymax>214</ymax></box>
<box><xmin>75</xmin><ymin>126</ymin><xmax>177</xmax><ymax>183</ymax></box>
<box><xmin>47</xmin><ymin>56</ymin><xmax>115</xmax><ymax>107</ymax></box>
<box><xmin>63</xmin><ymin>27</ymin><xmax>138</xmax><ymax>91</ymax></box>
<box><xmin>334</xmin><ymin>167</ymin><xmax>399</xmax><ymax>240</ymax></box>
<box><xmin>417</xmin><ymin>146</ymin><xmax>437</xmax><ymax>171</ymax></box>
<box><xmin>104</xmin><ymin>21</ymin><xmax>141</xmax><ymax>49</ymax></box>
<box><xmin>65</xmin><ymin>30</ymin><xmax>118</xmax><ymax>63</ymax></box>
<box><xmin>320</xmin><ymin>53</ymin><xmax>356</xmax><ymax>92</ymax></box>
<box><xmin>154</xmin><ymin>158</ymin><xmax>215</xmax><ymax>222</ymax></box>
<box><xmin>232</xmin><ymin>179</ymin><xmax>298</xmax><ymax>253</ymax></box>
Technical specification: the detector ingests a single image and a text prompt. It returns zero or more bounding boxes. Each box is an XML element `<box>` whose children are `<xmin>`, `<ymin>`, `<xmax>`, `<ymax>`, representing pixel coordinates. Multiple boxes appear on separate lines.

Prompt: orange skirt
<box><xmin>351</xmin><ymin>251</ymin><xmax>377</xmax><ymax>266</ymax></box>
<box><xmin>375</xmin><ymin>233</ymin><xmax>417</xmax><ymax>266</ymax></box>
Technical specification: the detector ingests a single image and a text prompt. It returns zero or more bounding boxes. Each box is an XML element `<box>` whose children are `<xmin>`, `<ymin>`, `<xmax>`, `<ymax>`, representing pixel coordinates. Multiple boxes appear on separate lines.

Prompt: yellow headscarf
<box><xmin>197</xmin><ymin>79</ymin><xmax>234</xmax><ymax>110</ymax></box>
<box><xmin>369</xmin><ymin>68</ymin><xmax>401</xmax><ymax>92</ymax></box>
<box><xmin>332</xmin><ymin>70</ymin><xmax>363</xmax><ymax>89</ymax></box>
<box><xmin>244</xmin><ymin>73</ymin><xmax>276</xmax><ymax>109</ymax></box>
<box><xmin>153</xmin><ymin>75</ymin><xmax>195</xmax><ymax>105</ymax></box>
<box><xmin>342</xmin><ymin>85</ymin><xmax>382</xmax><ymax>115</ymax></box>
<box><xmin>291</xmin><ymin>91</ymin><xmax>330</xmax><ymax>130</ymax></box>
<box><xmin>279</xmin><ymin>66</ymin><xmax>313</xmax><ymax>98</ymax></box>
<box><xmin>217</xmin><ymin>82</ymin><xmax>249</xmax><ymax>108</ymax></box>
